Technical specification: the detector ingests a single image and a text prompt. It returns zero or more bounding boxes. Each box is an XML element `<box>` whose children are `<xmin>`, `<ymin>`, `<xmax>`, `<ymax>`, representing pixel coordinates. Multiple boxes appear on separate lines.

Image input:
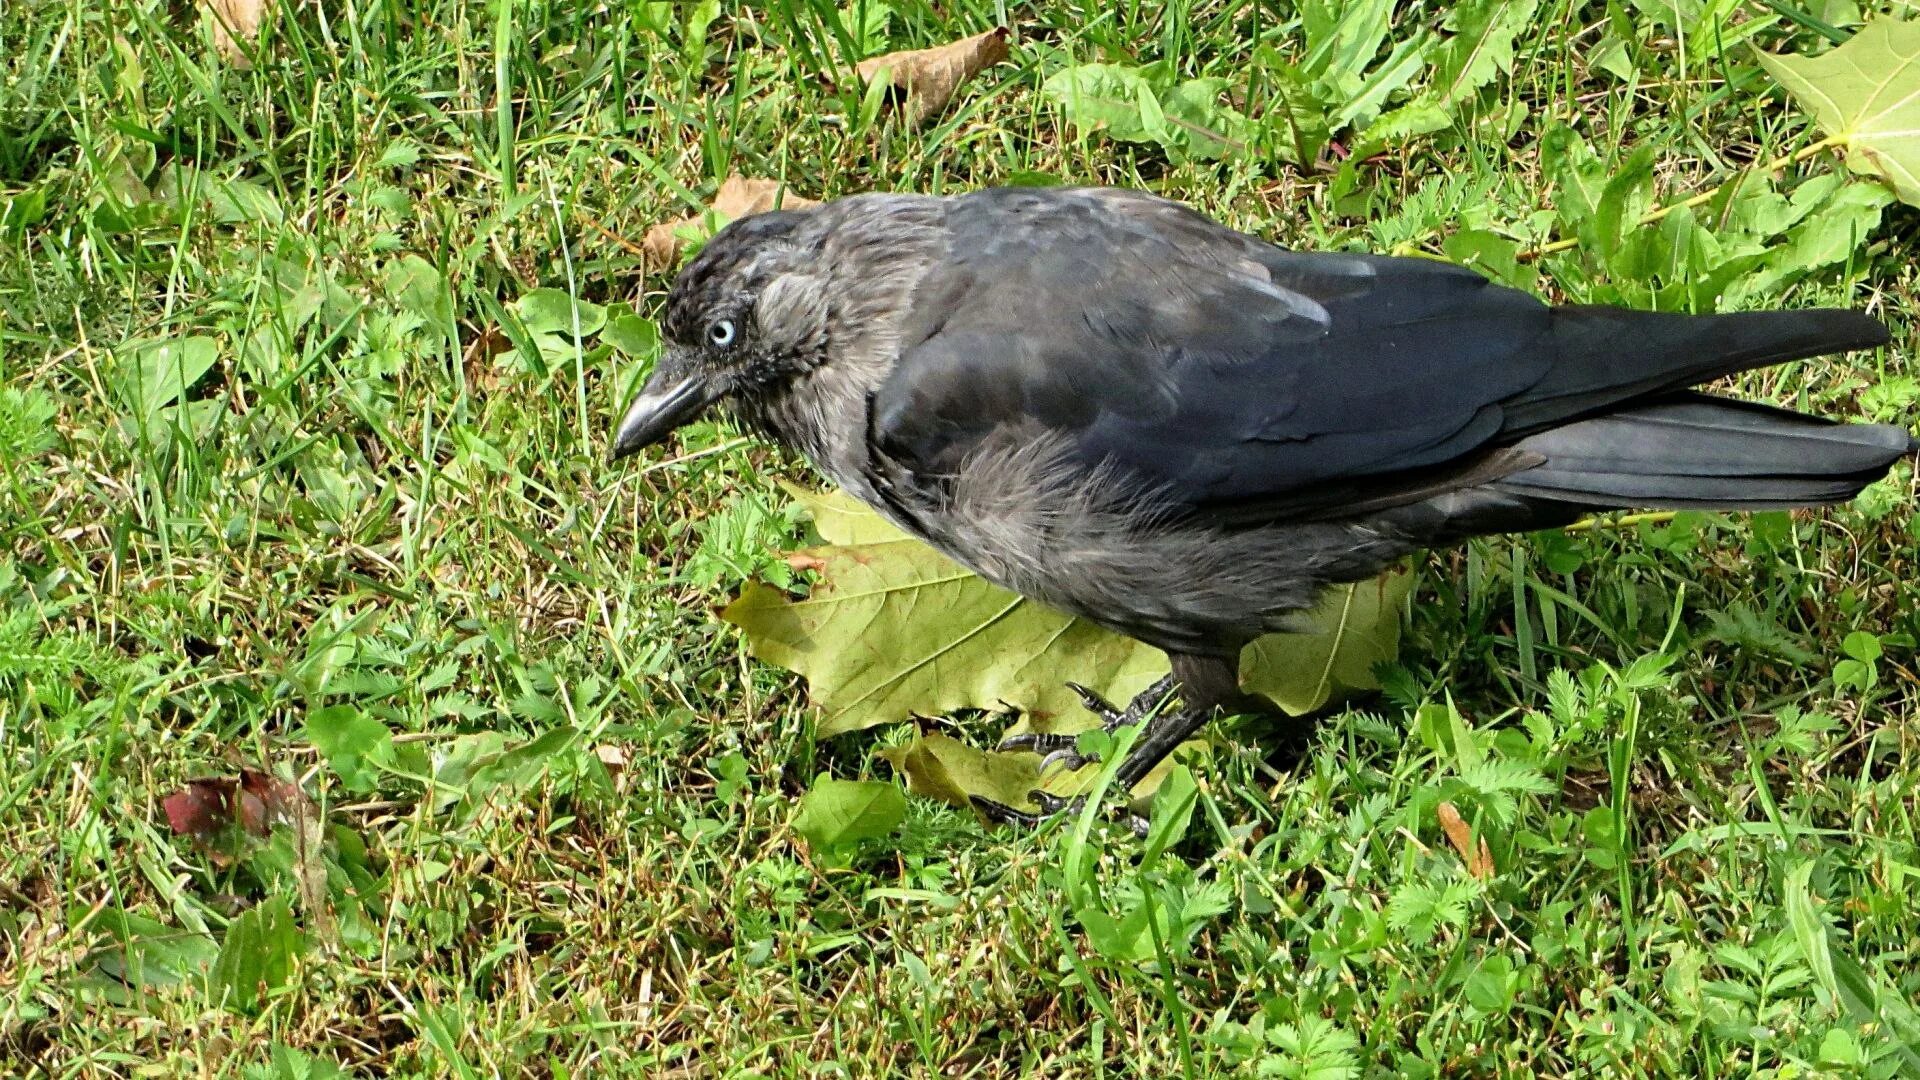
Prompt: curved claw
<box><xmin>1065</xmin><ymin>681</ymin><xmax>1123</xmax><ymax>722</ymax></box>
<box><xmin>1038</xmin><ymin>746</ymin><xmax>1098</xmax><ymax>775</ymax></box>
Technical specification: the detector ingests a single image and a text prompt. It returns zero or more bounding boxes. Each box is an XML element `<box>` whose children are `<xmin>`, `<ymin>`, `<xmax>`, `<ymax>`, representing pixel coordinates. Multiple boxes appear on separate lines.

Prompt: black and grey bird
<box><xmin>610</xmin><ymin>185</ymin><xmax>1912</xmax><ymax>824</ymax></box>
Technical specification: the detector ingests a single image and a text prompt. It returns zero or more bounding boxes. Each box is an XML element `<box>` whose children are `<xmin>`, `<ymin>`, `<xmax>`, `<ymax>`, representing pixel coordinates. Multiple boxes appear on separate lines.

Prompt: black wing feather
<box><xmin>871</xmin><ymin>187</ymin><xmax>1889</xmax><ymax>520</ymax></box>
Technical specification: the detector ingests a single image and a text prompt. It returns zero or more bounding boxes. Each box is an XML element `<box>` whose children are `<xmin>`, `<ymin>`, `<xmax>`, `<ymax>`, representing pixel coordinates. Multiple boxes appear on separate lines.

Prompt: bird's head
<box><xmin>607</xmin><ymin>208</ymin><xmax>830</xmax><ymax>461</ymax></box>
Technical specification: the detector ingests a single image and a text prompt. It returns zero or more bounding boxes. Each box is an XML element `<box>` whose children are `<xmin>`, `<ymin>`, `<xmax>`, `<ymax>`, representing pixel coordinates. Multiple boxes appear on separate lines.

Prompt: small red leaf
<box><xmin>238</xmin><ymin>769</ymin><xmax>310</xmax><ymax>835</ymax></box>
<box><xmin>163</xmin><ymin>779</ymin><xmax>238</xmax><ymax>836</ymax></box>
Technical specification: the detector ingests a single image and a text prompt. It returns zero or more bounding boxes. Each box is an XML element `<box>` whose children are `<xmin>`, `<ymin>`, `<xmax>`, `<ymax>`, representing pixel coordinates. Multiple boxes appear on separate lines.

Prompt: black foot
<box><xmin>995</xmin><ymin>674</ymin><xmax>1178</xmax><ymax>774</ymax></box>
<box><xmin>969</xmin><ymin>791</ymin><xmax>1149</xmax><ymax>836</ymax></box>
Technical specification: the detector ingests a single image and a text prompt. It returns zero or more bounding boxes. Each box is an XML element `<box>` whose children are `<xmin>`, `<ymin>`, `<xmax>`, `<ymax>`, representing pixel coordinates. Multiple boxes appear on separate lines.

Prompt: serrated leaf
<box><xmin>303</xmin><ymin>705</ymin><xmax>392</xmax><ymax>793</ymax></box>
<box><xmin>1734</xmin><ymin>181</ymin><xmax>1892</xmax><ymax>301</ymax></box>
<box><xmin>1429</xmin><ymin>0</ymin><xmax>1540</xmax><ymax>107</ymax></box>
<box><xmin>1345</xmin><ymin>0</ymin><xmax>1535</xmax><ymax>159</ymax></box>
<box><xmin>782</xmin><ymin>482</ymin><xmax>913</xmax><ymax>545</ymax></box>
<box><xmin>1758</xmin><ymin>18</ymin><xmax>1920</xmax><ymax>207</ymax></box>
<box><xmin>791</xmin><ymin>777</ymin><xmax>906</xmax><ymax>853</ymax></box>
<box><xmin>374</xmin><ymin>138</ymin><xmax>421</xmax><ymax>170</ymax></box>
<box><xmin>724</xmin><ymin>491</ymin><xmax>1408</xmax><ymax>735</ymax></box>
<box><xmin>1041</xmin><ymin>63</ymin><xmax>1167</xmax><ymax>145</ymax></box>
<box><xmin>1301</xmin><ymin>0</ymin><xmax>1394</xmax><ymax>95</ymax></box>
<box><xmin>723</xmin><ymin>536</ymin><xmax>1166</xmax><ymax>736</ymax></box>
<box><xmin>879</xmin><ymin>726</ymin><xmax>1198</xmax><ymax>811</ymax></box>
<box><xmin>1349</xmin><ymin>102</ymin><xmax>1454</xmax><ymax>160</ymax></box>
<box><xmin>1246</xmin><ymin>61</ymin><xmax>1331</xmax><ymax>166</ymax></box>
<box><xmin>1160</xmin><ymin>77</ymin><xmax>1257</xmax><ymax>162</ymax></box>
<box><xmin>1330</xmin><ymin>30</ymin><xmax>1435</xmax><ymax>132</ymax></box>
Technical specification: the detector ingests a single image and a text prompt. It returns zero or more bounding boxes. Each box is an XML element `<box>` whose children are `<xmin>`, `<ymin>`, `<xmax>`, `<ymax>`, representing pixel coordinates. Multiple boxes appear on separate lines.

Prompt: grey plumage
<box><xmin>611</xmin><ymin>185</ymin><xmax>1913</xmax><ymax>823</ymax></box>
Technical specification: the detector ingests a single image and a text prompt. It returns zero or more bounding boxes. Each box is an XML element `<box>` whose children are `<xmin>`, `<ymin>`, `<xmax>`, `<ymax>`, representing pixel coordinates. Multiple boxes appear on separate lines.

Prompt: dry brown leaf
<box><xmin>202</xmin><ymin>0</ymin><xmax>266</xmax><ymax>66</ymax></box>
<box><xmin>594</xmin><ymin>744</ymin><xmax>629</xmax><ymax>773</ymax></box>
<box><xmin>642</xmin><ymin>176</ymin><xmax>820</xmax><ymax>272</ymax></box>
<box><xmin>462</xmin><ymin>324</ymin><xmax>512</xmax><ymax>396</ymax></box>
<box><xmin>856</xmin><ymin>27</ymin><xmax>1009</xmax><ymax>126</ymax></box>
<box><xmin>1436</xmin><ymin>801</ymin><xmax>1495</xmax><ymax>879</ymax></box>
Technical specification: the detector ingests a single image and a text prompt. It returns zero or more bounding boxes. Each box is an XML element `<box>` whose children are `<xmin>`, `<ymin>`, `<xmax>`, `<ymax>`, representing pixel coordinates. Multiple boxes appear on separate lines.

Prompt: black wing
<box><xmin>870</xmin><ymin>187</ymin><xmax>1885</xmax><ymax>521</ymax></box>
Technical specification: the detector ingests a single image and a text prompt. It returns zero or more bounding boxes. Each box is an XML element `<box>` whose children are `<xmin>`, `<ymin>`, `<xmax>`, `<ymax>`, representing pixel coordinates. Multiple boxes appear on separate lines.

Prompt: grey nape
<box><xmin>610</xmin><ymin>185</ymin><xmax>1914</xmax><ymax>827</ymax></box>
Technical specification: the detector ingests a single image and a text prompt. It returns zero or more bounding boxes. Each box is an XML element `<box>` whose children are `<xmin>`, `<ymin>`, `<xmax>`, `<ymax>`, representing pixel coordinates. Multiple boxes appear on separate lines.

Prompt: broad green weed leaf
<box><xmin>791</xmin><ymin>777</ymin><xmax>906</xmax><ymax>854</ymax></box>
<box><xmin>1785</xmin><ymin>861</ymin><xmax>1920</xmax><ymax>1072</ymax></box>
<box><xmin>384</xmin><ymin>255</ymin><xmax>451</xmax><ymax>328</ymax></box>
<box><xmin>1301</xmin><ymin>0</ymin><xmax>1394</xmax><ymax>95</ymax></box>
<box><xmin>1140</xmin><ymin>763</ymin><xmax>1198</xmax><ymax>863</ymax></box>
<box><xmin>115</xmin><ymin>336</ymin><xmax>218</xmax><ymax>421</ymax></box>
<box><xmin>514</xmin><ymin>288</ymin><xmax>606</xmax><ymax>338</ymax></box>
<box><xmin>1041</xmin><ymin>63</ymin><xmax>1167</xmax><ymax>145</ymax></box>
<box><xmin>1245</xmin><ymin>60</ymin><xmax>1331</xmax><ymax>166</ymax></box>
<box><xmin>723</xmin><ymin>490</ymin><xmax>1408</xmax><ymax>736</ymax></box>
<box><xmin>603</xmin><ymin>314</ymin><xmax>659</xmax><ymax>357</ymax></box>
<box><xmin>0</xmin><ymin>385</ymin><xmax>58</xmax><ymax>459</ymax></box>
<box><xmin>1759</xmin><ymin>18</ymin><xmax>1920</xmax><ymax>206</ymax></box>
<box><xmin>1733</xmin><ymin>180</ymin><xmax>1892</xmax><ymax>300</ymax></box>
<box><xmin>1541</xmin><ymin>124</ymin><xmax>1608</xmax><ymax>237</ymax></box>
<box><xmin>1349</xmin><ymin>102</ymin><xmax>1453</xmax><ymax>160</ymax></box>
<box><xmin>1330</xmin><ymin>30</ymin><xmax>1435</xmax><ymax>132</ymax></box>
<box><xmin>1429</xmin><ymin>0</ymin><xmax>1540</xmax><ymax>108</ymax></box>
<box><xmin>1159</xmin><ymin>77</ymin><xmax>1257</xmax><ymax>161</ymax></box>
<box><xmin>304</xmin><ymin>705</ymin><xmax>393</xmax><ymax>793</ymax></box>
<box><xmin>210</xmin><ymin>897</ymin><xmax>303</xmax><ymax>1015</ymax></box>
<box><xmin>82</xmin><ymin>907</ymin><xmax>220</xmax><ymax>991</ymax></box>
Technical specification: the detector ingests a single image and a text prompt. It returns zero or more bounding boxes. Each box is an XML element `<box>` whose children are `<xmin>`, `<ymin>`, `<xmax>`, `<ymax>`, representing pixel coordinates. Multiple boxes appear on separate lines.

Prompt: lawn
<box><xmin>4</xmin><ymin>0</ymin><xmax>1919</xmax><ymax>1076</ymax></box>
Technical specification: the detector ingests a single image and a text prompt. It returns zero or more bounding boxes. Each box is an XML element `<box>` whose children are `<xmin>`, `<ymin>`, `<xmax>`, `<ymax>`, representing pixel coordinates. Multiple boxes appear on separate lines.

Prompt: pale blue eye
<box><xmin>708</xmin><ymin>319</ymin><xmax>737</xmax><ymax>347</ymax></box>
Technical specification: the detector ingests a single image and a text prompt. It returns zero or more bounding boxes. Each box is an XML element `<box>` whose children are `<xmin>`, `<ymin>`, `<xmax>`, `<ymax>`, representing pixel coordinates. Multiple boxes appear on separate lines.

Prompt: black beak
<box><xmin>608</xmin><ymin>363</ymin><xmax>723</xmax><ymax>463</ymax></box>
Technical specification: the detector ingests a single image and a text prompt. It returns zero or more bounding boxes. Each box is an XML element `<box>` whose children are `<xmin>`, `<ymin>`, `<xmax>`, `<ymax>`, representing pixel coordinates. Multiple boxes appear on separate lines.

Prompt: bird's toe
<box><xmin>1065</xmin><ymin>682</ymin><xmax>1124</xmax><ymax>723</ymax></box>
<box><xmin>968</xmin><ymin>794</ymin><xmax>1046</xmax><ymax>828</ymax></box>
<box><xmin>1037</xmin><ymin>746</ymin><xmax>1098</xmax><ymax>775</ymax></box>
<box><xmin>996</xmin><ymin>730</ymin><xmax>1078</xmax><ymax>755</ymax></box>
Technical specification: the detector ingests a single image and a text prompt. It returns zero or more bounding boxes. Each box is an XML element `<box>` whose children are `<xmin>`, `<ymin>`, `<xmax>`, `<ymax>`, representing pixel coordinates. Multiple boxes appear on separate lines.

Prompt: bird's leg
<box><xmin>994</xmin><ymin>673</ymin><xmax>1178</xmax><ymax>774</ymax></box>
<box><xmin>974</xmin><ymin>654</ymin><xmax>1257</xmax><ymax>830</ymax></box>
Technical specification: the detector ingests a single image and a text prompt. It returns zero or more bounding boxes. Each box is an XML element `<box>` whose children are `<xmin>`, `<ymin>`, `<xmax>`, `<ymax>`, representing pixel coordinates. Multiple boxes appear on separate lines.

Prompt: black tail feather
<box><xmin>1502</xmin><ymin>307</ymin><xmax>1893</xmax><ymax>434</ymax></box>
<box><xmin>1495</xmin><ymin>393</ymin><xmax>1916</xmax><ymax>510</ymax></box>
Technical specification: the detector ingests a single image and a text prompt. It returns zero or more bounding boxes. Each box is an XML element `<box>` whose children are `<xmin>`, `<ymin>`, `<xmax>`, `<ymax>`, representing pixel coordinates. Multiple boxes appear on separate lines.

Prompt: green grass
<box><xmin>4</xmin><ymin>0</ymin><xmax>1920</xmax><ymax>1075</ymax></box>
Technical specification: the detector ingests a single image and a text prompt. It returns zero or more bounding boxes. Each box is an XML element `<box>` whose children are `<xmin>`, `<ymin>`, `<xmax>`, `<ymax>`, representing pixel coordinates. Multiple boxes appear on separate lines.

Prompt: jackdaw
<box><xmin>610</xmin><ymin>185</ymin><xmax>1912</xmax><ymax>824</ymax></box>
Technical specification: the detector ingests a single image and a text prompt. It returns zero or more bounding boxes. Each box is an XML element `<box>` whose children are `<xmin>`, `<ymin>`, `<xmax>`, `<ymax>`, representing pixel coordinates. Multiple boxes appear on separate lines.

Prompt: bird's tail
<box><xmin>1494</xmin><ymin>393</ymin><xmax>1917</xmax><ymax>510</ymax></box>
<box><xmin>1504</xmin><ymin>306</ymin><xmax>1892</xmax><ymax>432</ymax></box>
